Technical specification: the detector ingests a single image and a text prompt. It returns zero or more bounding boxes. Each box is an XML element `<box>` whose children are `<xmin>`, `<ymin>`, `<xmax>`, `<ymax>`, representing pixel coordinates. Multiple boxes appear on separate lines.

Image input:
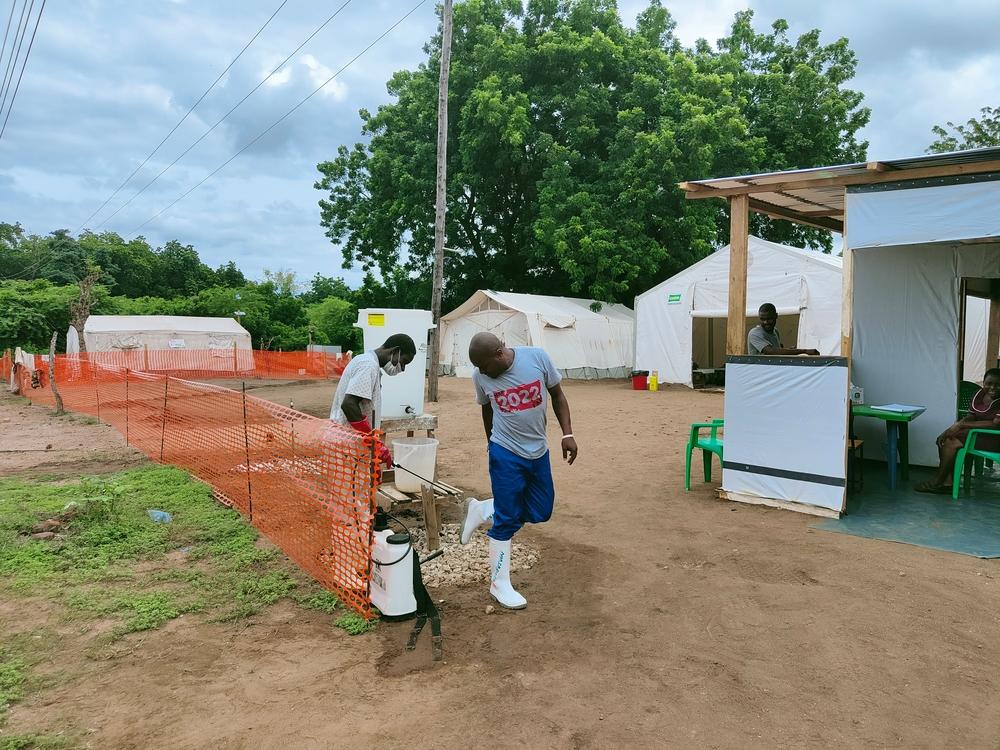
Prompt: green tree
<box><xmin>153</xmin><ymin>240</ymin><xmax>216</xmax><ymax>297</ymax></box>
<box><xmin>316</xmin><ymin>0</ymin><xmax>869</xmax><ymax>303</ymax></box>
<box><xmin>0</xmin><ymin>279</ymin><xmax>112</xmax><ymax>351</ymax></box>
<box><xmin>300</xmin><ymin>273</ymin><xmax>355</xmax><ymax>304</ymax></box>
<box><xmin>307</xmin><ymin>296</ymin><xmax>360</xmax><ymax>350</ymax></box>
<box><xmin>928</xmin><ymin>106</ymin><xmax>1000</xmax><ymax>153</ymax></box>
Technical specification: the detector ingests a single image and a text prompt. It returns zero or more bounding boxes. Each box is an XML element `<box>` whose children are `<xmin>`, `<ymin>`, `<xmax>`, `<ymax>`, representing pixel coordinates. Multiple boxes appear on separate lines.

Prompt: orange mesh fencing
<box><xmin>64</xmin><ymin>349</ymin><xmax>351</xmax><ymax>380</ymax></box>
<box><xmin>12</xmin><ymin>354</ymin><xmax>379</xmax><ymax>618</ymax></box>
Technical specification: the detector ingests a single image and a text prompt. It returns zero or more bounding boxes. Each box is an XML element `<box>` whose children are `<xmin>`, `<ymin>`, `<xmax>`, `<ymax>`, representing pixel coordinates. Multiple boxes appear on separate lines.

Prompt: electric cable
<box><xmin>95</xmin><ymin>0</ymin><xmax>356</xmax><ymax>231</ymax></box>
<box><xmin>125</xmin><ymin>0</ymin><xmax>427</xmax><ymax>236</ymax></box>
<box><xmin>0</xmin><ymin>0</ymin><xmax>44</xmax><ymax>140</ymax></box>
<box><xmin>75</xmin><ymin>0</ymin><xmax>291</xmax><ymax>231</ymax></box>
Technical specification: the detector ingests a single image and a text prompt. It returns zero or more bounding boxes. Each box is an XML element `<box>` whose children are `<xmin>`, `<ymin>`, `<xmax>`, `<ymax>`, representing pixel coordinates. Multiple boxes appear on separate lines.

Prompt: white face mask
<box><xmin>383</xmin><ymin>351</ymin><xmax>403</xmax><ymax>377</ymax></box>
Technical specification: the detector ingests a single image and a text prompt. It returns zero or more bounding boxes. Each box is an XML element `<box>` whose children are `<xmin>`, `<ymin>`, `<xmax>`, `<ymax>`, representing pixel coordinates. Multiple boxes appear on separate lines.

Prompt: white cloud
<box><xmin>300</xmin><ymin>54</ymin><xmax>348</xmax><ymax>100</ymax></box>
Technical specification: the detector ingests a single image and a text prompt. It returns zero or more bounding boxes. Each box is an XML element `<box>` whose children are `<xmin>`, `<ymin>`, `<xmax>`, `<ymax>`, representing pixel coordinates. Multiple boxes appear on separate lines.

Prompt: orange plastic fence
<box><xmin>12</xmin><ymin>354</ymin><xmax>379</xmax><ymax>618</ymax></box>
<box><xmin>61</xmin><ymin>348</ymin><xmax>351</xmax><ymax>381</ymax></box>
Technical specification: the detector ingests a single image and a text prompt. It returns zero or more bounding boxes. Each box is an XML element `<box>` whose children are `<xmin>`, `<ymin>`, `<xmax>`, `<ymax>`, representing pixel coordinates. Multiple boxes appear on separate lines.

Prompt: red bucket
<box><xmin>631</xmin><ymin>371</ymin><xmax>648</xmax><ymax>391</ymax></box>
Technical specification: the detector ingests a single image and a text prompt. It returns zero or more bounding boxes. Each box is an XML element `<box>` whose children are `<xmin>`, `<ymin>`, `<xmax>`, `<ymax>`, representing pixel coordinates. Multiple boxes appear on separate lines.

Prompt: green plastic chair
<box><xmin>957</xmin><ymin>381</ymin><xmax>994</xmax><ymax>473</ymax></box>
<box><xmin>951</xmin><ymin>429</ymin><xmax>1000</xmax><ymax>499</ymax></box>
<box><xmin>958</xmin><ymin>380</ymin><xmax>980</xmax><ymax>419</ymax></box>
<box><xmin>685</xmin><ymin>419</ymin><xmax>724</xmax><ymax>491</ymax></box>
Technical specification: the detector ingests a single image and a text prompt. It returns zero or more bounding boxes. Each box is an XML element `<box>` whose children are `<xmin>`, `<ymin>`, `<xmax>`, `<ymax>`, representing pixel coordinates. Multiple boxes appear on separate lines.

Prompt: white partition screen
<box><xmin>722</xmin><ymin>356</ymin><xmax>849</xmax><ymax>513</ymax></box>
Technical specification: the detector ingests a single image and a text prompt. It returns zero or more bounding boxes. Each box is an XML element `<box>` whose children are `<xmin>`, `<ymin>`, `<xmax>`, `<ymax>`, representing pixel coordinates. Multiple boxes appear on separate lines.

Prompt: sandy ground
<box><xmin>3</xmin><ymin>379</ymin><xmax>1000</xmax><ymax>749</ymax></box>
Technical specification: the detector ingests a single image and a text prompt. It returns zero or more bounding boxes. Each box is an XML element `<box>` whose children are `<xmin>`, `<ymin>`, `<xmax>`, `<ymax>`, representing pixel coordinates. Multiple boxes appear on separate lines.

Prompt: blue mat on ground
<box><xmin>811</xmin><ymin>466</ymin><xmax>1000</xmax><ymax>558</ymax></box>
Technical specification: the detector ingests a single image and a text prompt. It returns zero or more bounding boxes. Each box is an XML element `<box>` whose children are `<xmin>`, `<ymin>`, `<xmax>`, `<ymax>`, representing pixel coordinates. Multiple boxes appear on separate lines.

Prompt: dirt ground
<box><xmin>3</xmin><ymin>378</ymin><xmax>1000</xmax><ymax>749</ymax></box>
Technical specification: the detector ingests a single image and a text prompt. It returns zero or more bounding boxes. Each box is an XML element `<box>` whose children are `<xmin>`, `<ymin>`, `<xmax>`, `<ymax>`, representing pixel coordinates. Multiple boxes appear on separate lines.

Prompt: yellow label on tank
<box><xmin>368</xmin><ymin>313</ymin><xmax>385</xmax><ymax>327</ymax></box>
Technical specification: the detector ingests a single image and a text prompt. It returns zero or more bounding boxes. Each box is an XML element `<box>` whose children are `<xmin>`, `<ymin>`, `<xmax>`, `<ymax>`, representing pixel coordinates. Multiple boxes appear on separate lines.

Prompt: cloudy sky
<box><xmin>1</xmin><ymin>0</ymin><xmax>998</xmax><ymax>285</ymax></box>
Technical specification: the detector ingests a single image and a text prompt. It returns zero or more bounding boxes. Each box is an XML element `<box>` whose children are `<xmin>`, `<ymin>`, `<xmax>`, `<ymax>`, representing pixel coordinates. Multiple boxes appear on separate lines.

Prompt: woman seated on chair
<box><xmin>917</xmin><ymin>368</ymin><xmax>1000</xmax><ymax>493</ymax></box>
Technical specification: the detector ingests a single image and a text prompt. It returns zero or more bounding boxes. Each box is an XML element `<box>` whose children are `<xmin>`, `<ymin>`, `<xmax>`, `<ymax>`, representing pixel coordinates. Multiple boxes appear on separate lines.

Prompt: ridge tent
<box><xmin>83</xmin><ymin>315</ymin><xmax>254</xmax><ymax>372</ymax></box>
<box><xmin>634</xmin><ymin>236</ymin><xmax>844</xmax><ymax>387</ymax></box>
<box><xmin>438</xmin><ymin>290</ymin><xmax>634</xmax><ymax>379</ymax></box>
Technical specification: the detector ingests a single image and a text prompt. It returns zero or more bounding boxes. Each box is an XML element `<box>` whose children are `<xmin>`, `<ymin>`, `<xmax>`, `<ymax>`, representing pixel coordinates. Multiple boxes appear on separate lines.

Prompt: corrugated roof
<box><xmin>679</xmin><ymin>147</ymin><xmax>1000</xmax><ymax>232</ymax></box>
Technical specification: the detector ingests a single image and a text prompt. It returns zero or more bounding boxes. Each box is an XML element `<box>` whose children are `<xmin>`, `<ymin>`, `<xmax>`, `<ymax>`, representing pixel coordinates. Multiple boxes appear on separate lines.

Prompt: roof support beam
<box><xmin>727</xmin><ymin>194</ymin><xmax>750</xmax><ymax>356</ymax></box>
<box><xmin>748</xmin><ymin>198</ymin><xmax>844</xmax><ymax>233</ymax></box>
<box><xmin>681</xmin><ymin>159</ymin><xmax>1000</xmax><ymax>200</ymax></box>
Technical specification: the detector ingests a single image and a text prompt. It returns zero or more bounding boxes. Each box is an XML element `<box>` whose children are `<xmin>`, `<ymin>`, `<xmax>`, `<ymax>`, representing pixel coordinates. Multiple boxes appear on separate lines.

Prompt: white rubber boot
<box><xmin>460</xmin><ymin>497</ymin><xmax>494</xmax><ymax>545</ymax></box>
<box><xmin>489</xmin><ymin>538</ymin><xmax>526</xmax><ymax>609</ymax></box>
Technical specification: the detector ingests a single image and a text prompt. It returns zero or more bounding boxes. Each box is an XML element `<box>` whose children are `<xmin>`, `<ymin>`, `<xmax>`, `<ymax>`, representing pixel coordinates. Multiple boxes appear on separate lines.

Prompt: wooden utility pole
<box><xmin>427</xmin><ymin>0</ymin><xmax>454</xmax><ymax>403</ymax></box>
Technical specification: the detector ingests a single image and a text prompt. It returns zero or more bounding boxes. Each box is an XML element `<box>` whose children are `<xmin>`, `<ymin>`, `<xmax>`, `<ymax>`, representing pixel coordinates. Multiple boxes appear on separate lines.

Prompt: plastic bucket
<box><xmin>631</xmin><ymin>371</ymin><xmax>649</xmax><ymax>391</ymax></box>
<box><xmin>392</xmin><ymin>437</ymin><xmax>440</xmax><ymax>493</ymax></box>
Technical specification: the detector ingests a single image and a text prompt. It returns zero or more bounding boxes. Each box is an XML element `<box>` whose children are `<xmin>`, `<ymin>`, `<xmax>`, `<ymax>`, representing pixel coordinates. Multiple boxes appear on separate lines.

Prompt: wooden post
<box><xmin>48</xmin><ymin>332</ymin><xmax>64</xmax><ymax>415</ymax></box>
<box><xmin>421</xmin><ymin>483</ymin><xmax>441</xmax><ymax>551</ymax></box>
<box><xmin>987</xmin><ymin>298</ymin><xmax>1000</xmax><ymax>370</ymax></box>
<box><xmin>841</xmin><ymin>247</ymin><xmax>854</xmax><ymax>357</ymax></box>
<box><xmin>427</xmin><ymin>0</ymin><xmax>454</xmax><ymax>403</ymax></box>
<box><xmin>242</xmin><ymin>382</ymin><xmax>253</xmax><ymax>521</ymax></box>
<box><xmin>726</xmin><ymin>194</ymin><xmax>750</xmax><ymax>355</ymax></box>
<box><xmin>125</xmin><ymin>369</ymin><xmax>130</xmax><ymax>446</ymax></box>
<box><xmin>159</xmin><ymin>377</ymin><xmax>169</xmax><ymax>461</ymax></box>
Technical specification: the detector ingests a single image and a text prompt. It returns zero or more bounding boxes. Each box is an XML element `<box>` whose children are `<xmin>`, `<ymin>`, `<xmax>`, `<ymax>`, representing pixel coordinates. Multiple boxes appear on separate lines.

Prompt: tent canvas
<box><xmin>83</xmin><ymin>315</ymin><xmax>253</xmax><ymax>372</ymax></box>
<box><xmin>634</xmin><ymin>236</ymin><xmax>843</xmax><ymax>387</ymax></box>
<box><xmin>439</xmin><ymin>290</ymin><xmax>634</xmax><ymax>379</ymax></box>
<box><xmin>848</xmin><ymin>178</ymin><xmax>1000</xmax><ymax>467</ymax></box>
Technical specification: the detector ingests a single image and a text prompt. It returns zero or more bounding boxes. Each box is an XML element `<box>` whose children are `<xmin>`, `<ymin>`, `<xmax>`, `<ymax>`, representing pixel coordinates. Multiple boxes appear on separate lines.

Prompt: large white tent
<box><xmin>634</xmin><ymin>236</ymin><xmax>843</xmax><ymax>387</ymax></box>
<box><xmin>83</xmin><ymin>315</ymin><xmax>253</xmax><ymax>371</ymax></box>
<box><xmin>439</xmin><ymin>290</ymin><xmax>634</xmax><ymax>379</ymax></box>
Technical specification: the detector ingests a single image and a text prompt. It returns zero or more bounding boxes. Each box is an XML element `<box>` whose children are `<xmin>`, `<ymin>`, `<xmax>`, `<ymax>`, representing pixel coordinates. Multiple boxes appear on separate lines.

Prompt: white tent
<box><xmin>634</xmin><ymin>236</ymin><xmax>844</xmax><ymax>387</ymax></box>
<box><xmin>83</xmin><ymin>315</ymin><xmax>253</xmax><ymax>372</ymax></box>
<box><xmin>439</xmin><ymin>290</ymin><xmax>634</xmax><ymax>379</ymax></box>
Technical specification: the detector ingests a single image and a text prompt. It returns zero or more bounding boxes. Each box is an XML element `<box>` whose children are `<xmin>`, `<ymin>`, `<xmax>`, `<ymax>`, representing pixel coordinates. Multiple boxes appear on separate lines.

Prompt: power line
<box><xmin>0</xmin><ymin>0</ymin><xmax>44</xmax><ymax>140</ymax></box>
<box><xmin>0</xmin><ymin>0</ymin><xmax>30</xmax><ymax>114</ymax></box>
<box><xmin>95</xmin><ymin>0</ymin><xmax>355</xmax><ymax>231</ymax></box>
<box><xmin>75</xmin><ymin>0</ymin><xmax>291</xmax><ymax>232</ymax></box>
<box><xmin>127</xmin><ymin>0</ymin><xmax>428</xmax><ymax>236</ymax></box>
<box><xmin>0</xmin><ymin>1</ymin><xmax>19</xmax><ymax>82</ymax></box>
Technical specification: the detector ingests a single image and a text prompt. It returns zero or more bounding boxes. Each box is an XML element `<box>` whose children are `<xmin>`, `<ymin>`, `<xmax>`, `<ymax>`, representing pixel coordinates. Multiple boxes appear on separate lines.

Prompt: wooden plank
<box><xmin>748</xmin><ymin>197</ymin><xmax>844</xmax><ymax>233</ymax></box>
<box><xmin>381</xmin><ymin>413</ymin><xmax>439</xmax><ymax>433</ymax></box>
<box><xmin>422</xmin><ymin>484</ymin><xmax>441</xmax><ymax>551</ymax></box>
<box><xmin>718</xmin><ymin>489</ymin><xmax>841</xmax><ymax>519</ymax></box>
<box><xmin>681</xmin><ymin>158</ymin><xmax>1000</xmax><ymax>200</ymax></box>
<box><xmin>379</xmin><ymin>484</ymin><xmax>411</xmax><ymax>503</ymax></box>
<box><xmin>988</xmin><ymin>298</ymin><xmax>1000</xmax><ymax>371</ymax></box>
<box><xmin>727</xmin><ymin>195</ymin><xmax>750</xmax><ymax>355</ymax></box>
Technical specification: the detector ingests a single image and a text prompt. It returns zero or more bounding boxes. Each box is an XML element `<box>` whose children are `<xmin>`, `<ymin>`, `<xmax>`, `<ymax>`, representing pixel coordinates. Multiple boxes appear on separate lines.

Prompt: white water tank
<box><xmin>356</xmin><ymin>308</ymin><xmax>435</xmax><ymax>419</ymax></box>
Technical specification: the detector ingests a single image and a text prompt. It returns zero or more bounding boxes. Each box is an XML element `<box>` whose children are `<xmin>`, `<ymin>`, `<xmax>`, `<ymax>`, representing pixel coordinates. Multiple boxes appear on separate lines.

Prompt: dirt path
<box><xmin>4</xmin><ymin>379</ymin><xmax>1000</xmax><ymax>748</ymax></box>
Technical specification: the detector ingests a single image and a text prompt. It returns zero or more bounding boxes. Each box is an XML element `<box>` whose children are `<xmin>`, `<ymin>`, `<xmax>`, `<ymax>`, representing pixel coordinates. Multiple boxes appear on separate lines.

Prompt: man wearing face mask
<box><xmin>330</xmin><ymin>333</ymin><xmax>417</xmax><ymax>467</ymax></box>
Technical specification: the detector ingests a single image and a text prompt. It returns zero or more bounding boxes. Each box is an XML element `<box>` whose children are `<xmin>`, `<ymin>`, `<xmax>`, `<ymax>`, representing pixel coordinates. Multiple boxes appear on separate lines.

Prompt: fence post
<box><xmin>48</xmin><ymin>331</ymin><xmax>65</xmax><ymax>415</ymax></box>
<box><xmin>242</xmin><ymin>382</ymin><xmax>253</xmax><ymax>521</ymax></box>
<box><xmin>95</xmin><ymin>377</ymin><xmax>101</xmax><ymax>421</ymax></box>
<box><xmin>125</xmin><ymin>369</ymin><xmax>129</xmax><ymax>446</ymax></box>
<box><xmin>159</xmin><ymin>376</ymin><xmax>169</xmax><ymax>462</ymax></box>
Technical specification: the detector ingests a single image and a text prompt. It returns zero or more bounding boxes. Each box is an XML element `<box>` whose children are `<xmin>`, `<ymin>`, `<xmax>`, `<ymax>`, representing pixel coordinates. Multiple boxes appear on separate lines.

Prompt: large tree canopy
<box><xmin>316</xmin><ymin>0</ymin><xmax>869</xmax><ymax>306</ymax></box>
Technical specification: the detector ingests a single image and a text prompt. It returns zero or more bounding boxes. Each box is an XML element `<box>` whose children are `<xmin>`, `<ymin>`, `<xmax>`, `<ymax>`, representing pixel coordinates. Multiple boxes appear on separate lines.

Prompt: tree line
<box><xmin>0</xmin><ymin>223</ymin><xmax>416</xmax><ymax>352</ymax></box>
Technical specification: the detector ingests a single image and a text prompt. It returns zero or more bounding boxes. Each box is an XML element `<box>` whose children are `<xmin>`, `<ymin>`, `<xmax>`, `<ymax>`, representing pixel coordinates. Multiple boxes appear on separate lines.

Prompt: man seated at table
<box><xmin>747</xmin><ymin>303</ymin><xmax>820</xmax><ymax>356</ymax></box>
<box><xmin>917</xmin><ymin>368</ymin><xmax>1000</xmax><ymax>493</ymax></box>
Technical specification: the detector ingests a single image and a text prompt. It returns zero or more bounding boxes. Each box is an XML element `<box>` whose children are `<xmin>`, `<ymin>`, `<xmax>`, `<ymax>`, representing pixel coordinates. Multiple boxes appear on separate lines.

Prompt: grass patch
<box><xmin>0</xmin><ymin>734</ymin><xmax>76</xmax><ymax>750</ymax></box>
<box><xmin>0</xmin><ymin>466</ymin><xmax>370</xmax><ymax>640</ymax></box>
<box><xmin>334</xmin><ymin>612</ymin><xmax>379</xmax><ymax>636</ymax></box>
<box><xmin>0</xmin><ymin>653</ymin><xmax>28</xmax><ymax>723</ymax></box>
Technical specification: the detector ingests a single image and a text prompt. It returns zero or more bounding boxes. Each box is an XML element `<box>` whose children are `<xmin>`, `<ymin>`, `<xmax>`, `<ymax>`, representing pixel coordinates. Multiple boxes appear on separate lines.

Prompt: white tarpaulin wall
<box><xmin>83</xmin><ymin>315</ymin><xmax>254</xmax><ymax>371</ymax></box>
<box><xmin>722</xmin><ymin>357</ymin><xmax>848</xmax><ymax>513</ymax></box>
<box><xmin>634</xmin><ymin>236</ymin><xmax>843</xmax><ymax>386</ymax></box>
<box><xmin>439</xmin><ymin>291</ymin><xmax>634</xmax><ymax>379</ymax></box>
<box><xmin>964</xmin><ymin>296</ymin><xmax>989</xmax><ymax>383</ymax></box>
<box><xmin>848</xmin><ymin>178</ymin><xmax>1000</xmax><ymax>467</ymax></box>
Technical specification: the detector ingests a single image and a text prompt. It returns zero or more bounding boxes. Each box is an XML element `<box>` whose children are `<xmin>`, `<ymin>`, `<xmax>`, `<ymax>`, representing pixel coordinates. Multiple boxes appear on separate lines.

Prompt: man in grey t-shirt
<box><xmin>458</xmin><ymin>332</ymin><xmax>577</xmax><ymax>609</ymax></box>
<box><xmin>747</xmin><ymin>302</ymin><xmax>820</xmax><ymax>356</ymax></box>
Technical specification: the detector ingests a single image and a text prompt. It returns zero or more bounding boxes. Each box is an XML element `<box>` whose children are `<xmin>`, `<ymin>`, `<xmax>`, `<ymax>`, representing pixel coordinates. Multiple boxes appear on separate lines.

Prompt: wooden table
<box><xmin>381</xmin><ymin>413</ymin><xmax>437</xmax><ymax>439</ymax></box>
<box><xmin>851</xmin><ymin>405</ymin><xmax>926</xmax><ymax>490</ymax></box>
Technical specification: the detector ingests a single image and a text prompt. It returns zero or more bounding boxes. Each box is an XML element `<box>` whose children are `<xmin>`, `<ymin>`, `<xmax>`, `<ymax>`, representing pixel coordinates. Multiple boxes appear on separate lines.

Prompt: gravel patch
<box><xmin>409</xmin><ymin>522</ymin><xmax>539</xmax><ymax>589</ymax></box>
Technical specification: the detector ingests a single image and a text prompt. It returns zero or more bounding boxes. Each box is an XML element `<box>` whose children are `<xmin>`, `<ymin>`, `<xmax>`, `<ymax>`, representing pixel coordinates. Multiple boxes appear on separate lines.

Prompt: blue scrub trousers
<box><xmin>486</xmin><ymin>442</ymin><xmax>555</xmax><ymax>542</ymax></box>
